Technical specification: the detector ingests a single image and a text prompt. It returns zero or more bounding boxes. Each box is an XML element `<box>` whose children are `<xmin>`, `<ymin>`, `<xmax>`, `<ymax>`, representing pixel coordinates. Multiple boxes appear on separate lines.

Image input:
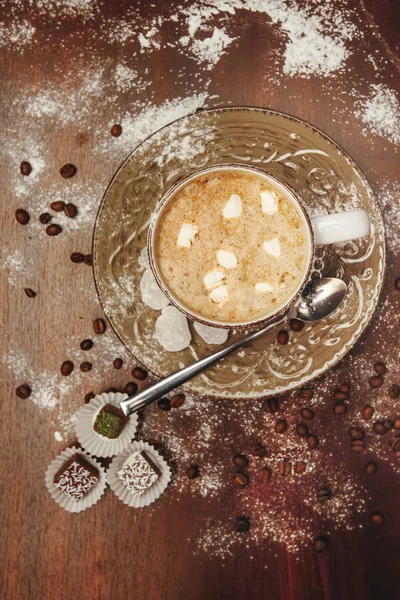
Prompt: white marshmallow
<box><xmin>177</xmin><ymin>223</ymin><xmax>198</xmax><ymax>247</ymax></box>
<box><xmin>140</xmin><ymin>269</ymin><xmax>169</xmax><ymax>310</ymax></box>
<box><xmin>255</xmin><ymin>282</ymin><xmax>273</xmax><ymax>293</ymax></box>
<box><xmin>204</xmin><ymin>269</ymin><xmax>225</xmax><ymax>290</ymax></box>
<box><xmin>263</xmin><ymin>238</ymin><xmax>281</xmax><ymax>257</ymax></box>
<box><xmin>209</xmin><ymin>284</ymin><xmax>229</xmax><ymax>304</ymax></box>
<box><xmin>217</xmin><ymin>249</ymin><xmax>237</xmax><ymax>269</ymax></box>
<box><xmin>154</xmin><ymin>306</ymin><xmax>191</xmax><ymax>352</ymax></box>
<box><xmin>223</xmin><ymin>194</ymin><xmax>242</xmax><ymax>219</ymax></box>
<box><xmin>194</xmin><ymin>322</ymin><xmax>229</xmax><ymax>345</ymax></box>
<box><xmin>260</xmin><ymin>190</ymin><xmax>278</xmax><ymax>214</ymax></box>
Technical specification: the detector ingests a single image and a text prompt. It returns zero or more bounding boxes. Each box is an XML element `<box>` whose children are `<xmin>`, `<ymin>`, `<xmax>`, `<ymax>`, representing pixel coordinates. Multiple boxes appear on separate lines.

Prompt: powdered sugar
<box><xmin>355</xmin><ymin>84</ymin><xmax>400</xmax><ymax>146</ymax></box>
<box><xmin>0</xmin><ymin>20</ymin><xmax>35</xmax><ymax>51</ymax></box>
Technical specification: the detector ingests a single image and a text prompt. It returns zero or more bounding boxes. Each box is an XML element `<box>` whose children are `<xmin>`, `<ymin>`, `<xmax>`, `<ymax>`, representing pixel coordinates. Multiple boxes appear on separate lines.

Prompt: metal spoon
<box><xmin>120</xmin><ymin>277</ymin><xmax>347</xmax><ymax>415</ymax></box>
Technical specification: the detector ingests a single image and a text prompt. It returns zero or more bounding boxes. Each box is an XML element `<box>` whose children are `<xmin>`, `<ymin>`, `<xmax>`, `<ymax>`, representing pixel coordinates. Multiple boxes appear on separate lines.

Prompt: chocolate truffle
<box><xmin>117</xmin><ymin>451</ymin><xmax>161</xmax><ymax>497</ymax></box>
<box><xmin>94</xmin><ymin>404</ymin><xmax>128</xmax><ymax>439</ymax></box>
<box><xmin>54</xmin><ymin>453</ymin><xmax>99</xmax><ymax>502</ymax></box>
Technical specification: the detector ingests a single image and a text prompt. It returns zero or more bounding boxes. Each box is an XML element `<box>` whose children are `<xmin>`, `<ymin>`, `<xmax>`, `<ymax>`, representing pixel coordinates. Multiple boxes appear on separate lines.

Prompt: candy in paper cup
<box><xmin>45</xmin><ymin>446</ymin><xmax>107</xmax><ymax>513</ymax></box>
<box><xmin>107</xmin><ymin>441</ymin><xmax>171</xmax><ymax>508</ymax></box>
<box><xmin>75</xmin><ymin>392</ymin><xmax>139</xmax><ymax>458</ymax></box>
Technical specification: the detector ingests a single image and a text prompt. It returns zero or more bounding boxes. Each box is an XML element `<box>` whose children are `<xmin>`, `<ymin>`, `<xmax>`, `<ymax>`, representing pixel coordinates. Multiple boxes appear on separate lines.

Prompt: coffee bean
<box><xmin>253</xmin><ymin>442</ymin><xmax>268</xmax><ymax>457</ymax></box>
<box><xmin>362</xmin><ymin>405</ymin><xmax>374</xmax><ymax>420</ymax></box>
<box><xmin>24</xmin><ymin>288</ymin><xmax>36</xmax><ymax>298</ymax></box>
<box><xmin>113</xmin><ymin>358</ymin><xmax>123</xmax><ymax>369</ymax></box>
<box><xmin>265</xmin><ymin>397</ymin><xmax>279</xmax><ymax>413</ymax></box>
<box><xmin>349</xmin><ymin>426</ymin><xmax>365</xmax><ymax>440</ymax></box>
<box><xmin>70</xmin><ymin>252</ymin><xmax>84</xmax><ymax>263</ymax></box>
<box><xmin>316</xmin><ymin>487</ymin><xmax>331</xmax><ymax>502</ymax></box>
<box><xmin>351</xmin><ymin>440</ymin><xmax>364</xmax><ymax>452</ymax></box>
<box><xmin>80</xmin><ymin>361</ymin><xmax>92</xmax><ymax>372</ymax></box>
<box><xmin>275</xmin><ymin>419</ymin><xmax>287</xmax><ymax>433</ymax></box>
<box><xmin>300</xmin><ymin>388</ymin><xmax>314</xmax><ymax>399</ymax></box>
<box><xmin>333</xmin><ymin>402</ymin><xmax>347</xmax><ymax>415</ymax></box>
<box><xmin>39</xmin><ymin>212</ymin><xmax>52</xmax><ymax>224</ymax></box>
<box><xmin>46</xmin><ymin>224</ymin><xmax>62</xmax><ymax>236</ymax></box>
<box><xmin>334</xmin><ymin>390</ymin><xmax>348</xmax><ymax>401</ymax></box>
<box><xmin>374</xmin><ymin>361</ymin><xmax>387</xmax><ymax>375</ymax></box>
<box><xmin>233</xmin><ymin>472</ymin><xmax>249</xmax><ymax>487</ymax></box>
<box><xmin>364</xmin><ymin>461</ymin><xmax>378</xmax><ymax>475</ymax></box>
<box><xmin>371</xmin><ymin>511</ymin><xmax>385</xmax><ymax>525</ymax></box>
<box><xmin>16</xmin><ymin>384</ymin><xmax>31</xmax><ymax>399</ymax></box>
<box><xmin>80</xmin><ymin>339</ymin><xmax>93</xmax><ymax>351</ymax></box>
<box><xmin>106</xmin><ymin>388</ymin><xmax>118</xmax><ymax>393</ymax></box>
<box><xmin>373</xmin><ymin>421</ymin><xmax>387</xmax><ymax>435</ymax></box>
<box><xmin>157</xmin><ymin>397</ymin><xmax>171</xmax><ymax>411</ymax></box>
<box><xmin>93</xmin><ymin>318</ymin><xmax>106</xmax><ymax>334</ymax></box>
<box><xmin>339</xmin><ymin>383</ymin><xmax>350</xmax><ymax>394</ymax></box>
<box><xmin>394</xmin><ymin>417</ymin><xmax>400</xmax><ymax>430</ymax></box>
<box><xmin>383</xmin><ymin>419</ymin><xmax>393</xmax><ymax>431</ymax></box>
<box><xmin>132</xmin><ymin>367</ymin><xmax>147</xmax><ymax>380</ymax></box>
<box><xmin>124</xmin><ymin>381</ymin><xmax>138</xmax><ymax>396</ymax></box>
<box><xmin>111</xmin><ymin>124</ymin><xmax>122</xmax><ymax>137</ymax></box>
<box><xmin>395</xmin><ymin>277</ymin><xmax>400</xmax><ymax>290</ymax></box>
<box><xmin>64</xmin><ymin>203</ymin><xmax>78</xmax><ymax>218</ymax></box>
<box><xmin>369</xmin><ymin>375</ymin><xmax>383</xmax><ymax>388</ymax></box>
<box><xmin>234</xmin><ymin>517</ymin><xmax>250</xmax><ymax>533</ymax></box>
<box><xmin>15</xmin><ymin>208</ymin><xmax>30</xmax><ymax>225</ymax></box>
<box><xmin>389</xmin><ymin>384</ymin><xmax>400</xmax><ymax>399</ymax></box>
<box><xmin>83</xmin><ymin>254</ymin><xmax>93</xmax><ymax>266</ymax></box>
<box><xmin>296</xmin><ymin>423</ymin><xmax>309</xmax><ymax>438</ymax></box>
<box><xmin>294</xmin><ymin>461</ymin><xmax>306</xmax><ymax>474</ymax></box>
<box><xmin>233</xmin><ymin>454</ymin><xmax>249</xmax><ymax>468</ymax></box>
<box><xmin>279</xmin><ymin>460</ymin><xmax>291</xmax><ymax>476</ymax></box>
<box><xmin>277</xmin><ymin>330</ymin><xmax>289</xmax><ymax>345</ymax></box>
<box><xmin>186</xmin><ymin>465</ymin><xmax>199</xmax><ymax>479</ymax></box>
<box><xmin>289</xmin><ymin>318</ymin><xmax>304</xmax><ymax>332</ymax></box>
<box><xmin>301</xmin><ymin>407</ymin><xmax>314</xmax><ymax>420</ymax></box>
<box><xmin>390</xmin><ymin>436</ymin><xmax>400</xmax><ymax>451</ymax></box>
<box><xmin>20</xmin><ymin>161</ymin><xmax>32</xmax><ymax>176</ymax></box>
<box><xmin>313</xmin><ymin>536</ymin><xmax>329</xmax><ymax>553</ymax></box>
<box><xmin>84</xmin><ymin>391</ymin><xmax>95</xmax><ymax>403</ymax></box>
<box><xmin>60</xmin><ymin>163</ymin><xmax>77</xmax><ymax>178</ymax></box>
<box><xmin>170</xmin><ymin>393</ymin><xmax>185</xmax><ymax>408</ymax></box>
<box><xmin>61</xmin><ymin>360</ymin><xmax>74</xmax><ymax>376</ymax></box>
<box><xmin>259</xmin><ymin>467</ymin><xmax>272</xmax><ymax>483</ymax></box>
<box><xmin>306</xmin><ymin>434</ymin><xmax>319</xmax><ymax>449</ymax></box>
<box><xmin>50</xmin><ymin>201</ymin><xmax>65</xmax><ymax>212</ymax></box>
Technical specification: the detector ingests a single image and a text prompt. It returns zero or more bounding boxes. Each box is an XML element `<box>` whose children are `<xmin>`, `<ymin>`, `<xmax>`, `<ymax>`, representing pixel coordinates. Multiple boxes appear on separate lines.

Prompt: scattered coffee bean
<box><xmin>275</xmin><ymin>419</ymin><xmax>287</xmax><ymax>434</ymax></box>
<box><xmin>333</xmin><ymin>402</ymin><xmax>347</xmax><ymax>415</ymax></box>
<box><xmin>394</xmin><ymin>417</ymin><xmax>400</xmax><ymax>430</ymax></box>
<box><xmin>70</xmin><ymin>252</ymin><xmax>84</xmax><ymax>263</ymax></box>
<box><xmin>111</xmin><ymin>124</ymin><xmax>122</xmax><ymax>137</ymax></box>
<box><xmin>113</xmin><ymin>358</ymin><xmax>123</xmax><ymax>369</ymax></box>
<box><xmin>389</xmin><ymin>384</ymin><xmax>400</xmax><ymax>399</ymax></box>
<box><xmin>395</xmin><ymin>277</ymin><xmax>400</xmax><ymax>290</ymax></box>
<box><xmin>233</xmin><ymin>472</ymin><xmax>249</xmax><ymax>487</ymax></box>
<box><xmin>383</xmin><ymin>419</ymin><xmax>393</xmax><ymax>431</ymax></box>
<box><xmin>289</xmin><ymin>318</ymin><xmax>304</xmax><ymax>332</ymax></box>
<box><xmin>61</xmin><ymin>360</ymin><xmax>74</xmax><ymax>376</ymax></box>
<box><xmin>170</xmin><ymin>393</ymin><xmax>185</xmax><ymax>408</ymax></box>
<box><xmin>157</xmin><ymin>397</ymin><xmax>171</xmax><ymax>411</ymax></box>
<box><xmin>349</xmin><ymin>426</ymin><xmax>365</xmax><ymax>440</ymax></box>
<box><xmin>339</xmin><ymin>383</ymin><xmax>350</xmax><ymax>394</ymax></box>
<box><xmin>60</xmin><ymin>163</ymin><xmax>77</xmax><ymax>178</ymax></box>
<box><xmin>334</xmin><ymin>390</ymin><xmax>348</xmax><ymax>401</ymax></box>
<box><xmin>46</xmin><ymin>223</ymin><xmax>62</xmax><ymax>236</ymax></box>
<box><xmin>78</xmin><ymin>340</ymin><xmax>92</xmax><ymax>353</ymax></box>
<box><xmin>371</xmin><ymin>511</ymin><xmax>385</xmax><ymax>525</ymax></box>
<box><xmin>294</xmin><ymin>461</ymin><xmax>307</xmax><ymax>474</ymax></box>
<box><xmin>259</xmin><ymin>467</ymin><xmax>272</xmax><ymax>483</ymax></box>
<box><xmin>106</xmin><ymin>388</ymin><xmax>118</xmax><ymax>393</ymax></box>
<box><xmin>364</xmin><ymin>461</ymin><xmax>378</xmax><ymax>475</ymax></box>
<box><xmin>16</xmin><ymin>384</ymin><xmax>31</xmax><ymax>399</ymax></box>
<box><xmin>80</xmin><ymin>361</ymin><xmax>92</xmax><ymax>372</ymax></box>
<box><xmin>253</xmin><ymin>442</ymin><xmax>268</xmax><ymax>457</ymax></box>
<box><xmin>313</xmin><ymin>536</ymin><xmax>329</xmax><ymax>553</ymax></box>
<box><xmin>15</xmin><ymin>208</ymin><xmax>30</xmax><ymax>225</ymax></box>
<box><xmin>39</xmin><ymin>212</ymin><xmax>52</xmax><ymax>224</ymax></box>
<box><xmin>50</xmin><ymin>201</ymin><xmax>65</xmax><ymax>212</ymax></box>
<box><xmin>279</xmin><ymin>460</ymin><xmax>291</xmax><ymax>476</ymax></box>
<box><xmin>93</xmin><ymin>318</ymin><xmax>106</xmax><ymax>334</ymax></box>
<box><xmin>296</xmin><ymin>423</ymin><xmax>309</xmax><ymax>438</ymax></box>
<box><xmin>316</xmin><ymin>488</ymin><xmax>331</xmax><ymax>502</ymax></box>
<box><xmin>64</xmin><ymin>203</ymin><xmax>78</xmax><ymax>218</ymax></box>
<box><xmin>233</xmin><ymin>454</ymin><xmax>249</xmax><ymax>468</ymax></box>
<box><xmin>132</xmin><ymin>367</ymin><xmax>147</xmax><ymax>380</ymax></box>
<box><xmin>84</xmin><ymin>391</ymin><xmax>95</xmax><ymax>403</ymax></box>
<box><xmin>186</xmin><ymin>465</ymin><xmax>199</xmax><ymax>479</ymax></box>
<box><xmin>369</xmin><ymin>375</ymin><xmax>383</xmax><ymax>388</ymax></box>
<box><xmin>265</xmin><ymin>397</ymin><xmax>279</xmax><ymax>413</ymax></box>
<box><xmin>306</xmin><ymin>434</ymin><xmax>319</xmax><ymax>449</ymax></box>
<box><xmin>24</xmin><ymin>288</ymin><xmax>36</xmax><ymax>298</ymax></box>
<box><xmin>83</xmin><ymin>254</ymin><xmax>93</xmax><ymax>266</ymax></box>
<box><xmin>277</xmin><ymin>330</ymin><xmax>289</xmax><ymax>345</ymax></box>
<box><xmin>300</xmin><ymin>388</ymin><xmax>314</xmax><ymax>399</ymax></box>
<box><xmin>390</xmin><ymin>436</ymin><xmax>400</xmax><ymax>452</ymax></box>
<box><xmin>374</xmin><ymin>361</ymin><xmax>387</xmax><ymax>375</ymax></box>
<box><xmin>373</xmin><ymin>421</ymin><xmax>388</xmax><ymax>435</ymax></box>
<box><xmin>362</xmin><ymin>405</ymin><xmax>374</xmax><ymax>420</ymax></box>
<box><xmin>301</xmin><ymin>407</ymin><xmax>314</xmax><ymax>420</ymax></box>
<box><xmin>20</xmin><ymin>161</ymin><xmax>32</xmax><ymax>176</ymax></box>
<box><xmin>124</xmin><ymin>381</ymin><xmax>138</xmax><ymax>396</ymax></box>
<box><xmin>234</xmin><ymin>517</ymin><xmax>250</xmax><ymax>533</ymax></box>
<box><xmin>351</xmin><ymin>440</ymin><xmax>364</xmax><ymax>452</ymax></box>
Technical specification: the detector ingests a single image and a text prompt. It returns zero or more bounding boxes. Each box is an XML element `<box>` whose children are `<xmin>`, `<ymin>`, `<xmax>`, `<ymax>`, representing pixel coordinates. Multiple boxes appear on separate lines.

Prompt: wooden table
<box><xmin>1</xmin><ymin>1</ymin><xmax>400</xmax><ymax>599</ymax></box>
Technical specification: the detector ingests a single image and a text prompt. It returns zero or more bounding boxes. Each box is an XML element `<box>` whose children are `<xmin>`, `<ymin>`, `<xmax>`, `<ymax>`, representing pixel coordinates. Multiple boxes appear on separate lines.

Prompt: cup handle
<box><xmin>310</xmin><ymin>209</ymin><xmax>371</xmax><ymax>245</ymax></box>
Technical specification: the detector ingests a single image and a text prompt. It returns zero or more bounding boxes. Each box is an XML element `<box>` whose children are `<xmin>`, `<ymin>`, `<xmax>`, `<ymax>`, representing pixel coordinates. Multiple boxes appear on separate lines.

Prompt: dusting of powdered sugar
<box><xmin>0</xmin><ymin>20</ymin><xmax>36</xmax><ymax>51</ymax></box>
<box><xmin>355</xmin><ymin>84</ymin><xmax>400</xmax><ymax>146</ymax></box>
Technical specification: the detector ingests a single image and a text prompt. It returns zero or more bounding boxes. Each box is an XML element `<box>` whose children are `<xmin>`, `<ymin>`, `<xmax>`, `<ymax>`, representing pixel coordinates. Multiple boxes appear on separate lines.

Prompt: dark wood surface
<box><xmin>1</xmin><ymin>2</ymin><xmax>400</xmax><ymax>599</ymax></box>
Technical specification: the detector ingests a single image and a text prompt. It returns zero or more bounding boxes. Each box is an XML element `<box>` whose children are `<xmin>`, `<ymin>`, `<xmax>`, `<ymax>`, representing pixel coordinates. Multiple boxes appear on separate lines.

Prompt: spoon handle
<box><xmin>120</xmin><ymin>316</ymin><xmax>286</xmax><ymax>415</ymax></box>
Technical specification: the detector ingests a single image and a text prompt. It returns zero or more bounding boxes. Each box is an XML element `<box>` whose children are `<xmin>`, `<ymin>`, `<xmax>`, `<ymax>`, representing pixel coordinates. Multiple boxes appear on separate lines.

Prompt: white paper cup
<box><xmin>107</xmin><ymin>441</ymin><xmax>171</xmax><ymax>508</ymax></box>
<box><xmin>45</xmin><ymin>446</ymin><xmax>107</xmax><ymax>513</ymax></box>
<box><xmin>75</xmin><ymin>392</ymin><xmax>139</xmax><ymax>458</ymax></box>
